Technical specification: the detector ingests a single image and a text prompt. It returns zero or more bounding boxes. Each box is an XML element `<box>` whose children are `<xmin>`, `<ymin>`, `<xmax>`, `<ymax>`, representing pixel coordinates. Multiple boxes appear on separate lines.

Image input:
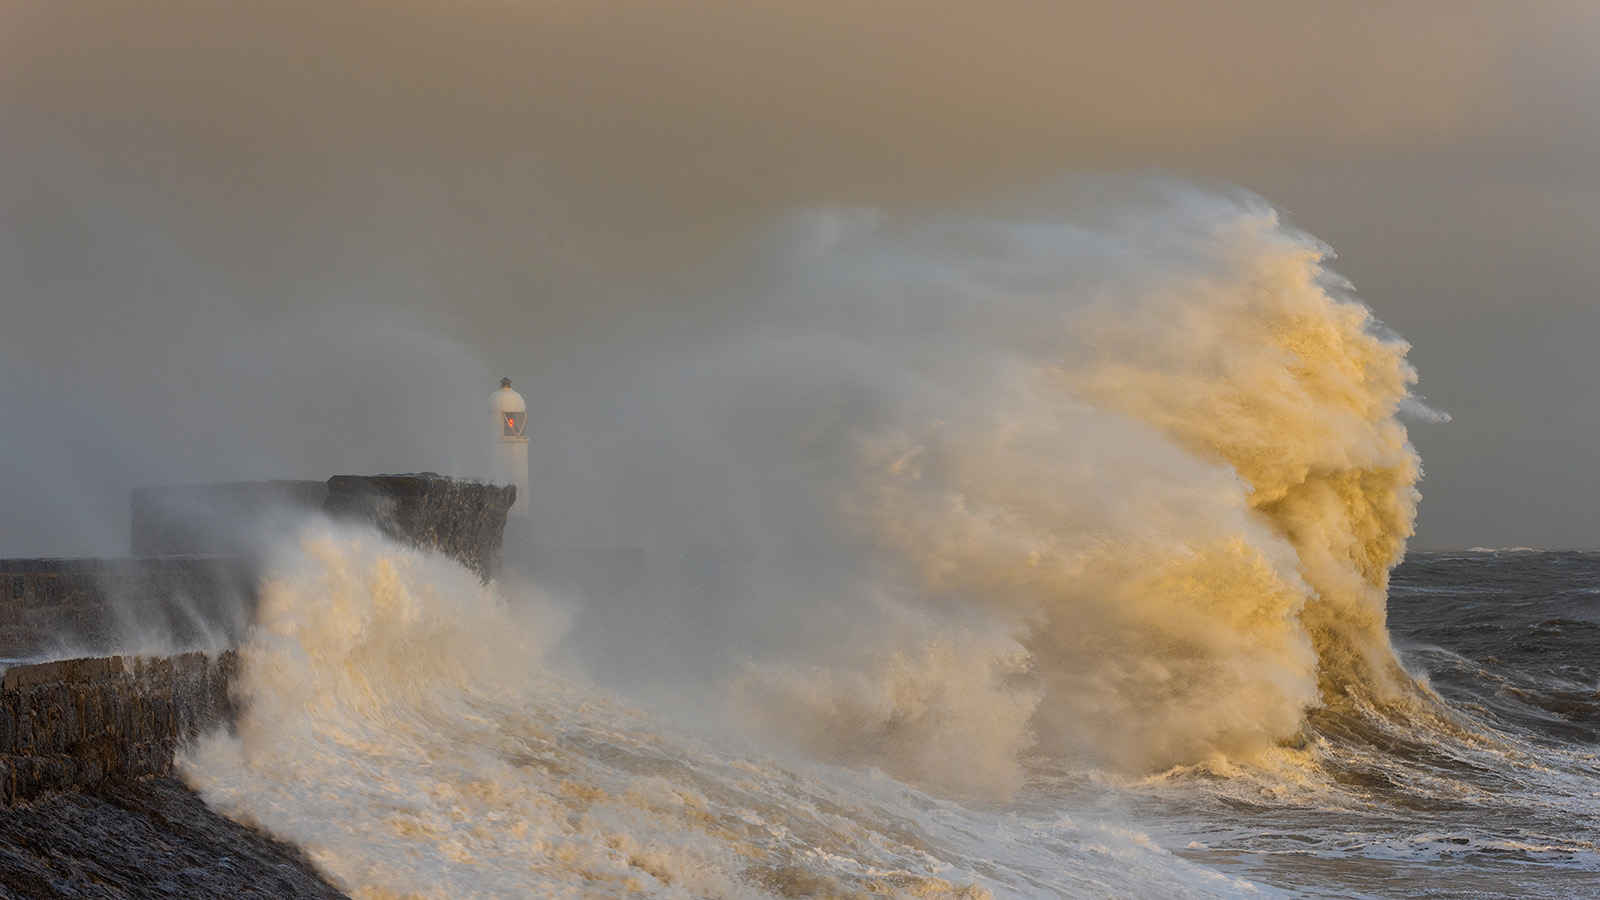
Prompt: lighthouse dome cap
<box><xmin>490</xmin><ymin>377</ymin><xmax>526</xmax><ymax>413</ymax></box>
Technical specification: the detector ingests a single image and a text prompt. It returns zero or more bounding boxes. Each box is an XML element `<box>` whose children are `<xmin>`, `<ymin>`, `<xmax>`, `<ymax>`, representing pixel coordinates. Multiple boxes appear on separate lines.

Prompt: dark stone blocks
<box><xmin>0</xmin><ymin>651</ymin><xmax>235</xmax><ymax>807</ymax></box>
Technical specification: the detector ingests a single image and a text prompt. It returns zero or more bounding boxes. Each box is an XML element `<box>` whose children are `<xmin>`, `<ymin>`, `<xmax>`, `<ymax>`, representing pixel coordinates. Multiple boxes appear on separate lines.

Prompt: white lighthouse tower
<box><xmin>490</xmin><ymin>377</ymin><xmax>530</xmax><ymax>517</ymax></box>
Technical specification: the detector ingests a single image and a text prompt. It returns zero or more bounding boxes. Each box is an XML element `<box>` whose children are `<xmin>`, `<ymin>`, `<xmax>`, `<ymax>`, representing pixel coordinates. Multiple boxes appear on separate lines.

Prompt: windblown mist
<box><xmin>533</xmin><ymin>185</ymin><xmax>1428</xmax><ymax>794</ymax></box>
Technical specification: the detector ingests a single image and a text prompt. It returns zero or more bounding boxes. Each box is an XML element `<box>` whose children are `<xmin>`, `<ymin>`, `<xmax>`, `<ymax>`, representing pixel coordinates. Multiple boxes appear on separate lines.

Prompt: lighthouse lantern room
<box><xmin>490</xmin><ymin>377</ymin><xmax>530</xmax><ymax>517</ymax></box>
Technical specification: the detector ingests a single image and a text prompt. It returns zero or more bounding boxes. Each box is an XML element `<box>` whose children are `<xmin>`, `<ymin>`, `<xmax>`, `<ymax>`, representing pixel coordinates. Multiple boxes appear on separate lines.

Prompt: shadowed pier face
<box><xmin>133</xmin><ymin>473</ymin><xmax>515</xmax><ymax>584</ymax></box>
<box><xmin>0</xmin><ymin>650</ymin><xmax>236</xmax><ymax>807</ymax></box>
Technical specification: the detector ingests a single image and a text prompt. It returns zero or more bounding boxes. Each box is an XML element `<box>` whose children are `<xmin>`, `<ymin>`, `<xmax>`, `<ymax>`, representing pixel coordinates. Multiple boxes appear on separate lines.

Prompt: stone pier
<box><xmin>0</xmin><ymin>472</ymin><xmax>515</xmax><ymax>808</ymax></box>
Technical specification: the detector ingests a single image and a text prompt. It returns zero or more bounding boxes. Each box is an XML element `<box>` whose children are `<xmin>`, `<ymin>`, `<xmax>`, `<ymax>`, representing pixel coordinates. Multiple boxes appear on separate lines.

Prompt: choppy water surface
<box><xmin>1102</xmin><ymin>550</ymin><xmax>1600</xmax><ymax>899</ymax></box>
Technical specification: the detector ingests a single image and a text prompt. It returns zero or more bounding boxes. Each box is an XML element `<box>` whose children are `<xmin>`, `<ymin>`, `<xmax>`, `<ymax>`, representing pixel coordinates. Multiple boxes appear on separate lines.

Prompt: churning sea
<box><xmin>1081</xmin><ymin>549</ymin><xmax>1600</xmax><ymax>899</ymax></box>
<box><xmin>176</xmin><ymin>533</ymin><xmax>1600</xmax><ymax>900</ymax></box>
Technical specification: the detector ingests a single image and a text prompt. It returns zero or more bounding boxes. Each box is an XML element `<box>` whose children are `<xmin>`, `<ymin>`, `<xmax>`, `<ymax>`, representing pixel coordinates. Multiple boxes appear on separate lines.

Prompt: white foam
<box><xmin>182</xmin><ymin>522</ymin><xmax>1285</xmax><ymax>899</ymax></box>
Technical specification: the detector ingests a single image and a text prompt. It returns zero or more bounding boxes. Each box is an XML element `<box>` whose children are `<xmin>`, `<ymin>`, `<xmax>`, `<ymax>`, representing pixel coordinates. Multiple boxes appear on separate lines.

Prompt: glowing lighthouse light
<box><xmin>489</xmin><ymin>377</ymin><xmax>530</xmax><ymax>517</ymax></box>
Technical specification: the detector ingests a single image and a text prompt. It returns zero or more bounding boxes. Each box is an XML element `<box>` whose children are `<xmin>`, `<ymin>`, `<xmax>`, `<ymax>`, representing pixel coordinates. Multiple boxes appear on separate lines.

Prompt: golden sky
<box><xmin>2</xmin><ymin>1</ymin><xmax>1598</xmax><ymax>549</ymax></box>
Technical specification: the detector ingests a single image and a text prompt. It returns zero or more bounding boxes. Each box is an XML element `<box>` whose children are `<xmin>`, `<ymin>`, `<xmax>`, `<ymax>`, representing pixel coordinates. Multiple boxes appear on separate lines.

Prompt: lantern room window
<box><xmin>503</xmin><ymin>411</ymin><xmax>527</xmax><ymax>436</ymax></box>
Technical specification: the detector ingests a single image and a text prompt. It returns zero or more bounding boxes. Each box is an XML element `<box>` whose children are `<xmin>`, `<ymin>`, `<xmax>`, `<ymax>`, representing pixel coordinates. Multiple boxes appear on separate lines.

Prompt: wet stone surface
<box><xmin>0</xmin><ymin>777</ymin><xmax>347</xmax><ymax>899</ymax></box>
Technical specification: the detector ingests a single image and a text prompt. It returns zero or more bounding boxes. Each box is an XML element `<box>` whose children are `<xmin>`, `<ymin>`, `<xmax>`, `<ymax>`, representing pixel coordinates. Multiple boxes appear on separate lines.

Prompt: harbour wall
<box><xmin>132</xmin><ymin>471</ymin><xmax>514</xmax><ymax>582</ymax></box>
<box><xmin>0</xmin><ymin>473</ymin><xmax>514</xmax><ymax>807</ymax></box>
<box><xmin>0</xmin><ymin>557</ymin><xmax>256</xmax><ymax>663</ymax></box>
<box><xmin>0</xmin><ymin>651</ymin><xmax>234</xmax><ymax>807</ymax></box>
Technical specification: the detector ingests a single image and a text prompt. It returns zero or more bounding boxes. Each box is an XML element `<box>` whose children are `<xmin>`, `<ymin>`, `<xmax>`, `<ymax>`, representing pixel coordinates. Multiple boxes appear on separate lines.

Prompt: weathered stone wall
<box><xmin>323</xmin><ymin>473</ymin><xmax>513</xmax><ymax>581</ymax></box>
<box><xmin>132</xmin><ymin>473</ymin><xmax>514</xmax><ymax>582</ymax></box>
<box><xmin>0</xmin><ymin>558</ymin><xmax>257</xmax><ymax>662</ymax></box>
<box><xmin>0</xmin><ymin>651</ymin><xmax>235</xmax><ymax>807</ymax></box>
<box><xmin>0</xmin><ymin>472</ymin><xmax>513</xmax><ymax>810</ymax></box>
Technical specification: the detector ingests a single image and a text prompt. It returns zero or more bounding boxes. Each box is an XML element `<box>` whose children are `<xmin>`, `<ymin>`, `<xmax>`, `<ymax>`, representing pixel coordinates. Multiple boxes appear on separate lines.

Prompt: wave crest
<box><xmin>729</xmin><ymin>185</ymin><xmax>1424</xmax><ymax>786</ymax></box>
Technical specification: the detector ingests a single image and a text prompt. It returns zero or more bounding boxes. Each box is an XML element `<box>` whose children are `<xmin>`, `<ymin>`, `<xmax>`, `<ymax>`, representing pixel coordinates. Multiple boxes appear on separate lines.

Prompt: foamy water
<box><xmin>715</xmin><ymin>183</ymin><xmax>1424</xmax><ymax>790</ymax></box>
<box><xmin>182</xmin><ymin>184</ymin><xmax>1597</xmax><ymax>898</ymax></box>
<box><xmin>181</xmin><ymin>524</ymin><xmax>1276</xmax><ymax>899</ymax></box>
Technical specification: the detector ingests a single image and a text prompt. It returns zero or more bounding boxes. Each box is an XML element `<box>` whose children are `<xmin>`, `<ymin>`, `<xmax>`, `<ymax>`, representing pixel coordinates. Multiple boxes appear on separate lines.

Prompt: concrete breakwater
<box><xmin>0</xmin><ymin>473</ymin><xmax>514</xmax><ymax>810</ymax></box>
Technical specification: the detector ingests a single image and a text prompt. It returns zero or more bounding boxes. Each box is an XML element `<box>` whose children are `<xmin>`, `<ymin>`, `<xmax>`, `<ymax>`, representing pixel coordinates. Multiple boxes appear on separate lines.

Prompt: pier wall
<box><xmin>0</xmin><ymin>472</ymin><xmax>514</xmax><ymax>807</ymax></box>
<box><xmin>0</xmin><ymin>651</ymin><xmax>234</xmax><ymax>806</ymax></box>
<box><xmin>132</xmin><ymin>472</ymin><xmax>514</xmax><ymax>581</ymax></box>
<box><xmin>3</xmin><ymin>474</ymin><xmax>513</xmax><ymax>663</ymax></box>
<box><xmin>0</xmin><ymin>557</ymin><xmax>256</xmax><ymax>662</ymax></box>
<box><xmin>322</xmin><ymin>473</ymin><xmax>513</xmax><ymax>581</ymax></box>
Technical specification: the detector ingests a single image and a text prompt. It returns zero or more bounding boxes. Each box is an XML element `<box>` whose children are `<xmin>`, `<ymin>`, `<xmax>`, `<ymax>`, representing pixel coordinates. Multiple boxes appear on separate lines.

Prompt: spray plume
<box><xmin>661</xmin><ymin>182</ymin><xmax>1430</xmax><ymax>793</ymax></box>
<box><xmin>195</xmin><ymin>181</ymin><xmax>1431</xmax><ymax>808</ymax></box>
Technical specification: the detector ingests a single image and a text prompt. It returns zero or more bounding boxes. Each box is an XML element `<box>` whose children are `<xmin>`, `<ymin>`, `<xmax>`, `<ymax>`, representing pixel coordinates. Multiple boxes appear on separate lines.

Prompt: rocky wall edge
<box><xmin>0</xmin><ymin>651</ymin><xmax>236</xmax><ymax>807</ymax></box>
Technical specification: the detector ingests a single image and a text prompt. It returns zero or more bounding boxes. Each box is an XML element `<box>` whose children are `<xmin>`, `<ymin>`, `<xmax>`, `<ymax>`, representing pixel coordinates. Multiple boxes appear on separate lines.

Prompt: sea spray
<box><xmin>182</xmin><ymin>521</ymin><xmax>1270</xmax><ymax>899</ymax></box>
<box><xmin>718</xmin><ymin>183</ymin><xmax>1427</xmax><ymax>783</ymax></box>
<box><xmin>181</xmin><ymin>180</ymin><xmax>1444</xmax><ymax>897</ymax></box>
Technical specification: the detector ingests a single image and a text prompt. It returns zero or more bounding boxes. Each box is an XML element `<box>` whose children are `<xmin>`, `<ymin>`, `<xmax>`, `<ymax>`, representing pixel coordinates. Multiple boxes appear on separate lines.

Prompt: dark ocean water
<box><xmin>1134</xmin><ymin>550</ymin><xmax>1600</xmax><ymax>899</ymax></box>
<box><xmin>1391</xmin><ymin>551</ymin><xmax>1600</xmax><ymax>746</ymax></box>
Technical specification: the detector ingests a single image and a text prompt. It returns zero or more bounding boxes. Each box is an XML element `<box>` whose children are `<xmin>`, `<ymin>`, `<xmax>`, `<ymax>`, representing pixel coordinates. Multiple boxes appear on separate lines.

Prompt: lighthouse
<box><xmin>490</xmin><ymin>377</ymin><xmax>529</xmax><ymax>517</ymax></box>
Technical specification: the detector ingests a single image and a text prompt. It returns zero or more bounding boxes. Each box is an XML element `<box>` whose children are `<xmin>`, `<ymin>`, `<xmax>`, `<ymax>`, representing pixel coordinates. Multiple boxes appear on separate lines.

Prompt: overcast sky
<box><xmin>1</xmin><ymin>1</ymin><xmax>1597</xmax><ymax>553</ymax></box>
